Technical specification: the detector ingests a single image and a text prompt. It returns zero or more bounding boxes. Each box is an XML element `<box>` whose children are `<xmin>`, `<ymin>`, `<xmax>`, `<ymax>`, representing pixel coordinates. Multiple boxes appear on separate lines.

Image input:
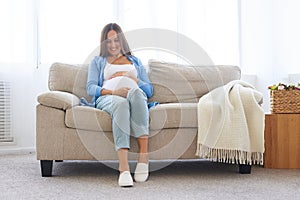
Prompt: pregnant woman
<box><xmin>86</xmin><ymin>23</ymin><xmax>153</xmax><ymax>187</ymax></box>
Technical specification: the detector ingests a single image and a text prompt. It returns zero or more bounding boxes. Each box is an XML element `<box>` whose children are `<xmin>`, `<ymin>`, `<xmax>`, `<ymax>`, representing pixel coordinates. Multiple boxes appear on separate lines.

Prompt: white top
<box><xmin>102</xmin><ymin>63</ymin><xmax>138</xmax><ymax>90</ymax></box>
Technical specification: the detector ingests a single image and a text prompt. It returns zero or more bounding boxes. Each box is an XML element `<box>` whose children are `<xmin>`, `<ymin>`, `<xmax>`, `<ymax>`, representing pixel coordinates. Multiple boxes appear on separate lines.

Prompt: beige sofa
<box><xmin>36</xmin><ymin>60</ymin><xmax>251</xmax><ymax>177</ymax></box>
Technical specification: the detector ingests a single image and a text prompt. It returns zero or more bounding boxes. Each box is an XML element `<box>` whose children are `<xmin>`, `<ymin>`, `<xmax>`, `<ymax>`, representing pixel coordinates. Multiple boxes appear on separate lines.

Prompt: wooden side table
<box><xmin>264</xmin><ymin>113</ymin><xmax>300</xmax><ymax>169</ymax></box>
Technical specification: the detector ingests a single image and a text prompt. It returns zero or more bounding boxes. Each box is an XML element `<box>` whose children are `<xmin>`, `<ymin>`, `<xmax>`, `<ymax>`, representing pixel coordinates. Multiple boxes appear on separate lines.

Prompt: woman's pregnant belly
<box><xmin>102</xmin><ymin>76</ymin><xmax>138</xmax><ymax>90</ymax></box>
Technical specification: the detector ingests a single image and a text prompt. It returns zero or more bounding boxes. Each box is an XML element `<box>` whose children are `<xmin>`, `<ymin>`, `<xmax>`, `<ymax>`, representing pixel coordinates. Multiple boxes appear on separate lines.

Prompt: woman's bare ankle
<box><xmin>119</xmin><ymin>164</ymin><xmax>130</xmax><ymax>173</ymax></box>
<box><xmin>117</xmin><ymin>148</ymin><xmax>130</xmax><ymax>172</ymax></box>
<box><xmin>138</xmin><ymin>153</ymin><xmax>148</xmax><ymax>163</ymax></box>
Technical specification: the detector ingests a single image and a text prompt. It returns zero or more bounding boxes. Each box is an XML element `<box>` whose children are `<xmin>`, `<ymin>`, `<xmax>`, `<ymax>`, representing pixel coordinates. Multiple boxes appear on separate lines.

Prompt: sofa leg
<box><xmin>40</xmin><ymin>160</ymin><xmax>53</xmax><ymax>177</ymax></box>
<box><xmin>239</xmin><ymin>164</ymin><xmax>251</xmax><ymax>174</ymax></box>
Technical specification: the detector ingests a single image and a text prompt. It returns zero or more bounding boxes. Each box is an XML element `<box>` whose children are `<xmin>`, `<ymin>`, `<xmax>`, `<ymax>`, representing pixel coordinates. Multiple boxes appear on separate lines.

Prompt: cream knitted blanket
<box><xmin>195</xmin><ymin>80</ymin><xmax>265</xmax><ymax>165</ymax></box>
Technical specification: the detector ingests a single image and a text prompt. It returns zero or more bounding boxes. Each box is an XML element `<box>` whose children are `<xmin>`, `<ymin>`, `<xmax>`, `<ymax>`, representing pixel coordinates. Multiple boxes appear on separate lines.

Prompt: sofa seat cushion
<box><xmin>149</xmin><ymin>103</ymin><xmax>197</xmax><ymax>130</ymax></box>
<box><xmin>65</xmin><ymin>106</ymin><xmax>112</xmax><ymax>132</ymax></box>
<box><xmin>65</xmin><ymin>103</ymin><xmax>197</xmax><ymax>132</ymax></box>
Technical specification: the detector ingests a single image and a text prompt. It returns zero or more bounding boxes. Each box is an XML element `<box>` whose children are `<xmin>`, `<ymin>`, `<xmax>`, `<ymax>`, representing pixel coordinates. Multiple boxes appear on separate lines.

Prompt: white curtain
<box><xmin>240</xmin><ymin>0</ymin><xmax>300</xmax><ymax>111</ymax></box>
<box><xmin>115</xmin><ymin>0</ymin><xmax>239</xmax><ymax>66</ymax></box>
<box><xmin>182</xmin><ymin>0</ymin><xmax>239</xmax><ymax>66</ymax></box>
<box><xmin>0</xmin><ymin>0</ymin><xmax>239</xmax><ymax>66</ymax></box>
<box><xmin>36</xmin><ymin>0</ymin><xmax>239</xmax><ymax>66</ymax></box>
<box><xmin>38</xmin><ymin>0</ymin><xmax>115</xmax><ymax>65</ymax></box>
<box><xmin>0</xmin><ymin>0</ymin><xmax>36</xmax><ymax>71</ymax></box>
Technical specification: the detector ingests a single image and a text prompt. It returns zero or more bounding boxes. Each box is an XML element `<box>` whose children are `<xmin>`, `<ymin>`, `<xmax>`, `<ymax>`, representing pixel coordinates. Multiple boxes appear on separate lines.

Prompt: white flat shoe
<box><xmin>134</xmin><ymin>163</ymin><xmax>149</xmax><ymax>182</ymax></box>
<box><xmin>118</xmin><ymin>171</ymin><xmax>133</xmax><ymax>187</ymax></box>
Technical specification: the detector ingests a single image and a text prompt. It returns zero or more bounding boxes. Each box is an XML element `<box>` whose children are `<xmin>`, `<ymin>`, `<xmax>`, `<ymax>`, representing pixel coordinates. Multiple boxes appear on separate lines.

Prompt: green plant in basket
<box><xmin>268</xmin><ymin>83</ymin><xmax>300</xmax><ymax>91</ymax></box>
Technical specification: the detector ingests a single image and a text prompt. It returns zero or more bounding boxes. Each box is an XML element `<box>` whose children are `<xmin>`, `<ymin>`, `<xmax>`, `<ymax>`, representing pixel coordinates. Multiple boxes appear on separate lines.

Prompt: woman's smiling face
<box><xmin>106</xmin><ymin>30</ymin><xmax>121</xmax><ymax>57</ymax></box>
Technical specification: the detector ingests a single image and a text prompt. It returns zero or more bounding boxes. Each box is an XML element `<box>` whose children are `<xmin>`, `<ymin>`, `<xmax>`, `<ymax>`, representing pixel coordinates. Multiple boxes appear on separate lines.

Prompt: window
<box><xmin>38</xmin><ymin>0</ymin><xmax>115</xmax><ymax>65</ymax></box>
<box><xmin>1</xmin><ymin>0</ymin><xmax>239</xmax><ymax>67</ymax></box>
<box><xmin>0</xmin><ymin>0</ymin><xmax>35</xmax><ymax>66</ymax></box>
<box><xmin>182</xmin><ymin>0</ymin><xmax>239</xmax><ymax>65</ymax></box>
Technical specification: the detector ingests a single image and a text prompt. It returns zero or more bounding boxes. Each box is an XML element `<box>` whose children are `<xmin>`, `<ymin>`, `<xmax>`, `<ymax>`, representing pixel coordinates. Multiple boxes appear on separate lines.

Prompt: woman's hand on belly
<box><xmin>109</xmin><ymin>71</ymin><xmax>138</xmax><ymax>83</ymax></box>
<box><xmin>112</xmin><ymin>87</ymin><xmax>130</xmax><ymax>98</ymax></box>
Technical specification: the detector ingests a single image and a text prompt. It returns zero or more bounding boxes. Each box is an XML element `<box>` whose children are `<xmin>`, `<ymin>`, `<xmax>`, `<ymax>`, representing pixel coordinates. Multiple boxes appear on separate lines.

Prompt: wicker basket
<box><xmin>270</xmin><ymin>90</ymin><xmax>300</xmax><ymax>113</ymax></box>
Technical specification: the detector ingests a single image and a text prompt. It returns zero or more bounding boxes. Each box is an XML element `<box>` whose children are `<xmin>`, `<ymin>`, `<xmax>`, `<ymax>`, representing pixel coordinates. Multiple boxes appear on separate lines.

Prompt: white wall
<box><xmin>240</xmin><ymin>0</ymin><xmax>300</xmax><ymax>112</ymax></box>
<box><xmin>0</xmin><ymin>65</ymin><xmax>49</xmax><ymax>153</ymax></box>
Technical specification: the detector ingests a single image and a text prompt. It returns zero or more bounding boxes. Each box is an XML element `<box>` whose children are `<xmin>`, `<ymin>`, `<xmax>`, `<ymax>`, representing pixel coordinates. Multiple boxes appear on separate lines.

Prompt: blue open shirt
<box><xmin>81</xmin><ymin>55</ymin><xmax>157</xmax><ymax>108</ymax></box>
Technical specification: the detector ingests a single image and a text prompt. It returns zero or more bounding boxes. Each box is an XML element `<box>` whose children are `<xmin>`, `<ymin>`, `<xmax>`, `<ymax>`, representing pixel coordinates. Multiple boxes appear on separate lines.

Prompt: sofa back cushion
<box><xmin>148</xmin><ymin>60</ymin><xmax>241</xmax><ymax>103</ymax></box>
<box><xmin>48</xmin><ymin>63</ymin><xmax>91</xmax><ymax>101</ymax></box>
<box><xmin>48</xmin><ymin>60</ymin><xmax>241</xmax><ymax>104</ymax></box>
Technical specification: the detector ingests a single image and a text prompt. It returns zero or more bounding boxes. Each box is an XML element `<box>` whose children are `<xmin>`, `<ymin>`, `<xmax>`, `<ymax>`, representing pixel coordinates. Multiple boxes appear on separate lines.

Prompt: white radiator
<box><xmin>0</xmin><ymin>81</ymin><xmax>13</xmax><ymax>142</ymax></box>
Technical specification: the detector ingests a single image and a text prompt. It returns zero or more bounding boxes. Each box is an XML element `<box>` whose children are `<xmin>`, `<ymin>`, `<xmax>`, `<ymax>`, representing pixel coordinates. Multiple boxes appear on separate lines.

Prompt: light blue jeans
<box><xmin>96</xmin><ymin>88</ymin><xmax>149</xmax><ymax>151</ymax></box>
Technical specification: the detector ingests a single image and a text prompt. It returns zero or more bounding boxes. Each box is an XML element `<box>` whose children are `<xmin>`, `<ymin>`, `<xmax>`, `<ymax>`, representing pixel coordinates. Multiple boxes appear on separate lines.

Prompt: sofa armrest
<box><xmin>37</xmin><ymin>91</ymin><xmax>80</xmax><ymax>110</ymax></box>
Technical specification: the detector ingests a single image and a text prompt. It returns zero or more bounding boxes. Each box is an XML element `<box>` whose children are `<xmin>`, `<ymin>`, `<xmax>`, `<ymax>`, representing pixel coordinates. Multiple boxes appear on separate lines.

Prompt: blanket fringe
<box><xmin>196</xmin><ymin>144</ymin><xmax>264</xmax><ymax>165</ymax></box>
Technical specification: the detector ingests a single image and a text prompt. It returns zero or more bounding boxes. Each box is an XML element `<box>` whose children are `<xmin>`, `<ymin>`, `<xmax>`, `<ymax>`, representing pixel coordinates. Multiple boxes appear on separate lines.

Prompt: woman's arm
<box><xmin>86</xmin><ymin>57</ymin><xmax>102</xmax><ymax>99</ymax></box>
<box><xmin>135</xmin><ymin>58</ymin><xmax>153</xmax><ymax>98</ymax></box>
